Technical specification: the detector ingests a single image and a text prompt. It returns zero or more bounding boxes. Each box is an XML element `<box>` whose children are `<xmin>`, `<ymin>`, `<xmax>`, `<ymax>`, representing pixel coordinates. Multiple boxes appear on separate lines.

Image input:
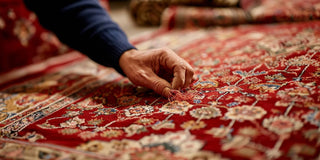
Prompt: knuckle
<box><xmin>175</xmin><ymin>65</ymin><xmax>187</xmax><ymax>72</ymax></box>
<box><xmin>160</xmin><ymin>47</ymin><xmax>172</xmax><ymax>54</ymax></box>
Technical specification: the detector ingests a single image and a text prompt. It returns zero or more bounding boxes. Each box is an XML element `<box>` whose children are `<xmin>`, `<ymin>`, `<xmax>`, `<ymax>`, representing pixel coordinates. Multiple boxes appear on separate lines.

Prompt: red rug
<box><xmin>162</xmin><ymin>0</ymin><xmax>320</xmax><ymax>29</ymax></box>
<box><xmin>1</xmin><ymin>20</ymin><xmax>320</xmax><ymax>159</ymax></box>
<box><xmin>0</xmin><ymin>0</ymin><xmax>109</xmax><ymax>74</ymax></box>
<box><xmin>129</xmin><ymin>0</ymin><xmax>239</xmax><ymax>26</ymax></box>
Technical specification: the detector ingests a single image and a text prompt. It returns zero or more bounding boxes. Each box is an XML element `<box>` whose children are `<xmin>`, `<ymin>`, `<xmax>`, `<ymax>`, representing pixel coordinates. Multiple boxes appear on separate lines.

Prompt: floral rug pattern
<box><xmin>1</xmin><ymin>21</ymin><xmax>320</xmax><ymax>160</ymax></box>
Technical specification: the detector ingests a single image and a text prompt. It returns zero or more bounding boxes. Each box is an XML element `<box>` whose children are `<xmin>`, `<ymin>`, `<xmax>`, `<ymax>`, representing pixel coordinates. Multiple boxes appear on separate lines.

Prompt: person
<box><xmin>23</xmin><ymin>0</ymin><xmax>194</xmax><ymax>98</ymax></box>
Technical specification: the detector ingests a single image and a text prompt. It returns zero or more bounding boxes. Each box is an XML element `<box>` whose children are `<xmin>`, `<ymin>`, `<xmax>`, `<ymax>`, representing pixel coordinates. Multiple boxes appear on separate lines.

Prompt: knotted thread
<box><xmin>168</xmin><ymin>89</ymin><xmax>196</xmax><ymax>102</ymax></box>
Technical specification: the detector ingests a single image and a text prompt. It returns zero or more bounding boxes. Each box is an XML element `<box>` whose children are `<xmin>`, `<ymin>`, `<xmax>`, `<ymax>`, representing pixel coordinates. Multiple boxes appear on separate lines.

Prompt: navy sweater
<box><xmin>23</xmin><ymin>0</ymin><xmax>135</xmax><ymax>74</ymax></box>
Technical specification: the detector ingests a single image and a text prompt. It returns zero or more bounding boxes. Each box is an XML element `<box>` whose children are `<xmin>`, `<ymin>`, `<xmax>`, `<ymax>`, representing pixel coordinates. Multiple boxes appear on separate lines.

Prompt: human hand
<box><xmin>119</xmin><ymin>48</ymin><xmax>195</xmax><ymax>98</ymax></box>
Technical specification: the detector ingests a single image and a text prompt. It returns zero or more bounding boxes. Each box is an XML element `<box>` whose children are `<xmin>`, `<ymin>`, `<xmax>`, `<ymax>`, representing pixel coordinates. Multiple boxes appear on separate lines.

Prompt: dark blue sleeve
<box><xmin>23</xmin><ymin>0</ymin><xmax>135</xmax><ymax>74</ymax></box>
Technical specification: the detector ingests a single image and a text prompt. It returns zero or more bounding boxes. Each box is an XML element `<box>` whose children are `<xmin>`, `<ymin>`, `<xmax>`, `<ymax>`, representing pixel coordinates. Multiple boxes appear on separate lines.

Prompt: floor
<box><xmin>108</xmin><ymin>0</ymin><xmax>158</xmax><ymax>38</ymax></box>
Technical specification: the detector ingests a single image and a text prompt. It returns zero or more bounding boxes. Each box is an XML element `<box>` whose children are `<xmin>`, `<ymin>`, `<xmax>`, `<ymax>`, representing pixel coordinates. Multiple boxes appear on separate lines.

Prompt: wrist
<box><xmin>119</xmin><ymin>49</ymin><xmax>138</xmax><ymax>74</ymax></box>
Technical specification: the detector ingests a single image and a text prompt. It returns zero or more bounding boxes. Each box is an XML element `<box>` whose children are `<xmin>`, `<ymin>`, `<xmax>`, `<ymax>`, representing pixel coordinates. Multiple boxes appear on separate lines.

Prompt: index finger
<box><xmin>157</xmin><ymin>48</ymin><xmax>194</xmax><ymax>89</ymax></box>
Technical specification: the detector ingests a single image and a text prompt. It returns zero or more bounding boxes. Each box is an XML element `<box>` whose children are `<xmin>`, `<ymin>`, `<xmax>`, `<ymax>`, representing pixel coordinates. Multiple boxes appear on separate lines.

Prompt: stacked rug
<box><xmin>130</xmin><ymin>0</ymin><xmax>320</xmax><ymax>27</ymax></box>
<box><xmin>1</xmin><ymin>1</ymin><xmax>320</xmax><ymax>160</ymax></box>
<box><xmin>130</xmin><ymin>0</ymin><xmax>239</xmax><ymax>26</ymax></box>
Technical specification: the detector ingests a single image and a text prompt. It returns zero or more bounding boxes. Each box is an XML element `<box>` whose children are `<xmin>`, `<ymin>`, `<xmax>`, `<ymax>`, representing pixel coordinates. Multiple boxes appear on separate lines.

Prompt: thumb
<box><xmin>144</xmin><ymin>72</ymin><xmax>172</xmax><ymax>97</ymax></box>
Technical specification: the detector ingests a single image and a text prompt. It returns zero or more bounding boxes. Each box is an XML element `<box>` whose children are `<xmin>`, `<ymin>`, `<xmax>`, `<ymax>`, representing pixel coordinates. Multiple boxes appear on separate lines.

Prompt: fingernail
<box><xmin>192</xmin><ymin>75</ymin><xmax>198</xmax><ymax>81</ymax></box>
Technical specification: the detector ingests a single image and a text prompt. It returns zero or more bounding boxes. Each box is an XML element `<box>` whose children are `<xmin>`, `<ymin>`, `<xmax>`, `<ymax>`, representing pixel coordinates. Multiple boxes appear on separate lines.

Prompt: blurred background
<box><xmin>109</xmin><ymin>0</ymin><xmax>158</xmax><ymax>38</ymax></box>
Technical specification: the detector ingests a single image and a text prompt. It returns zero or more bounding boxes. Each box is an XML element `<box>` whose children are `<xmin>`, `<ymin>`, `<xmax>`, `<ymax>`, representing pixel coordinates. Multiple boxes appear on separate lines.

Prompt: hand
<box><xmin>119</xmin><ymin>48</ymin><xmax>195</xmax><ymax>98</ymax></box>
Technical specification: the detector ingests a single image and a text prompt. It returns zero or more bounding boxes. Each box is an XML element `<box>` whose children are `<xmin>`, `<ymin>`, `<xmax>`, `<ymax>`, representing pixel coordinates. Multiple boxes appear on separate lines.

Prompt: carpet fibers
<box><xmin>1</xmin><ymin>20</ymin><xmax>320</xmax><ymax>160</ymax></box>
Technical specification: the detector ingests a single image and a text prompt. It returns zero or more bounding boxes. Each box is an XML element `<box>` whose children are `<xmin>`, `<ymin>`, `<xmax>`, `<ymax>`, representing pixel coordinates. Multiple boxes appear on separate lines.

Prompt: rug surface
<box><xmin>0</xmin><ymin>0</ymin><xmax>109</xmax><ymax>74</ymax></box>
<box><xmin>1</xmin><ymin>20</ymin><xmax>320</xmax><ymax>160</ymax></box>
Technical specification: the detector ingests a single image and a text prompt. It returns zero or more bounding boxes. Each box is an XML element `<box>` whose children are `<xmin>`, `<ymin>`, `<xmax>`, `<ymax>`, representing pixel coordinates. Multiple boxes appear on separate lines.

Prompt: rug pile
<box><xmin>1</xmin><ymin>20</ymin><xmax>320</xmax><ymax>159</ymax></box>
<box><xmin>1</xmin><ymin>1</ymin><xmax>320</xmax><ymax>160</ymax></box>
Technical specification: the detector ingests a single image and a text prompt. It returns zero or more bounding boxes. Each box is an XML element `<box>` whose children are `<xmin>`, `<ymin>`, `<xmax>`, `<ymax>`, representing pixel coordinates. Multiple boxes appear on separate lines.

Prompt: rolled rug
<box><xmin>170</xmin><ymin>0</ymin><xmax>239</xmax><ymax>7</ymax></box>
<box><xmin>161</xmin><ymin>6</ymin><xmax>251</xmax><ymax>29</ymax></box>
<box><xmin>129</xmin><ymin>0</ymin><xmax>168</xmax><ymax>26</ymax></box>
<box><xmin>241</xmin><ymin>0</ymin><xmax>320</xmax><ymax>24</ymax></box>
<box><xmin>129</xmin><ymin>0</ymin><xmax>240</xmax><ymax>26</ymax></box>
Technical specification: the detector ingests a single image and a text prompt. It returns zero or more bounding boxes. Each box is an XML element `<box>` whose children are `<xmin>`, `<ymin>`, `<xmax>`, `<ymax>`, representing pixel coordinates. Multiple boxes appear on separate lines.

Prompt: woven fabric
<box><xmin>248</xmin><ymin>0</ymin><xmax>320</xmax><ymax>23</ymax></box>
<box><xmin>129</xmin><ymin>0</ymin><xmax>239</xmax><ymax>26</ymax></box>
<box><xmin>0</xmin><ymin>0</ymin><xmax>109</xmax><ymax>74</ymax></box>
<box><xmin>1</xmin><ymin>20</ymin><xmax>320</xmax><ymax>159</ymax></box>
<box><xmin>0</xmin><ymin>0</ymin><xmax>71</xmax><ymax>74</ymax></box>
<box><xmin>161</xmin><ymin>6</ymin><xmax>250</xmax><ymax>29</ymax></box>
<box><xmin>161</xmin><ymin>0</ymin><xmax>320</xmax><ymax>29</ymax></box>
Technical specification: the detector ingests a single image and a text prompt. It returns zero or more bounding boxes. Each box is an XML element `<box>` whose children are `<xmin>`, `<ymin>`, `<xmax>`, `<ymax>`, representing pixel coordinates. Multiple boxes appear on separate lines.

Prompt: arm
<box><xmin>24</xmin><ymin>0</ymin><xmax>135</xmax><ymax>74</ymax></box>
<box><xmin>24</xmin><ymin>0</ymin><xmax>195</xmax><ymax>97</ymax></box>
